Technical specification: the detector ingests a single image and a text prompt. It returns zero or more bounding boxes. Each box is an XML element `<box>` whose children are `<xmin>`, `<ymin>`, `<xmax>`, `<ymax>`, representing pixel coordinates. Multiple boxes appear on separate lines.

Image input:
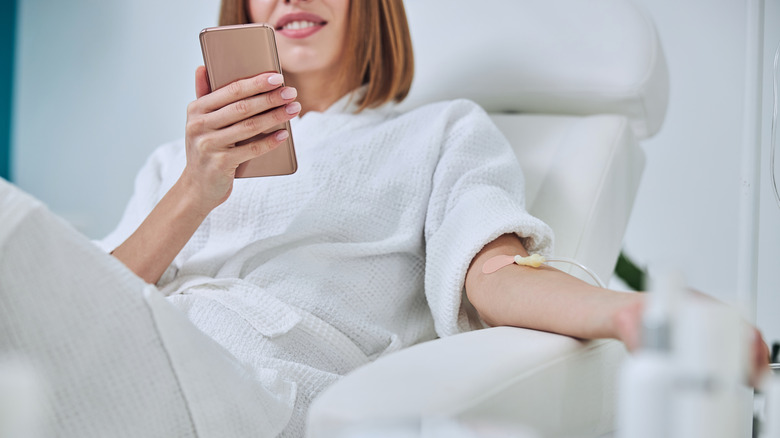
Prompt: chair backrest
<box><xmin>400</xmin><ymin>0</ymin><xmax>668</xmax><ymax>140</ymax></box>
<box><xmin>401</xmin><ymin>0</ymin><xmax>670</xmax><ymax>282</ymax></box>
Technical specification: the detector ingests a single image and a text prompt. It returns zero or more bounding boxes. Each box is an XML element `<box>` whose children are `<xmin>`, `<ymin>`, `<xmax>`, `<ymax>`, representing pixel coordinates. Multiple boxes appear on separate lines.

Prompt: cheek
<box><xmin>333</xmin><ymin>0</ymin><xmax>351</xmax><ymax>47</ymax></box>
<box><xmin>330</xmin><ymin>0</ymin><xmax>351</xmax><ymax>28</ymax></box>
<box><xmin>247</xmin><ymin>0</ymin><xmax>274</xmax><ymax>23</ymax></box>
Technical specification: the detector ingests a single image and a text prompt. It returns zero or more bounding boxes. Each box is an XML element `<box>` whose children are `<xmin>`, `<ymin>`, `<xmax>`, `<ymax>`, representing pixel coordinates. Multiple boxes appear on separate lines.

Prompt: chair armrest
<box><xmin>308</xmin><ymin>326</ymin><xmax>628</xmax><ymax>437</ymax></box>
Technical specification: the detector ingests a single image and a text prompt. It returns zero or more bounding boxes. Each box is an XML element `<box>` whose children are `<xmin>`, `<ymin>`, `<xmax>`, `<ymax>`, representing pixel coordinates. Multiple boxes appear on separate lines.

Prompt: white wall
<box><xmin>12</xmin><ymin>0</ymin><xmax>780</xmax><ymax>345</ymax></box>
<box><xmin>12</xmin><ymin>0</ymin><xmax>220</xmax><ymax>236</ymax></box>
<box><xmin>625</xmin><ymin>0</ymin><xmax>780</xmax><ymax>346</ymax></box>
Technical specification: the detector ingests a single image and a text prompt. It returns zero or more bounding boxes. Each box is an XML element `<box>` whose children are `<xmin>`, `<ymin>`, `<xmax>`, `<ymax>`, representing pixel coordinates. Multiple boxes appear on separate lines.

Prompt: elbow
<box><xmin>464</xmin><ymin>272</ymin><xmax>503</xmax><ymax>328</ymax></box>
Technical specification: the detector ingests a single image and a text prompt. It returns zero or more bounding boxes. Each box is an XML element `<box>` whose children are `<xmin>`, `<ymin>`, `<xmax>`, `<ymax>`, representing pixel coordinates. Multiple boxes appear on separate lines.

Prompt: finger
<box><xmin>196</xmin><ymin>72</ymin><xmax>285</xmax><ymax>113</ymax></box>
<box><xmin>229</xmin><ymin>129</ymin><xmax>291</xmax><ymax>165</ymax></box>
<box><xmin>206</xmin><ymin>86</ymin><xmax>297</xmax><ymax>131</ymax></box>
<box><xmin>208</xmin><ymin>102</ymin><xmax>301</xmax><ymax>148</ymax></box>
<box><xmin>611</xmin><ymin>295</ymin><xmax>644</xmax><ymax>352</ymax></box>
<box><xmin>748</xmin><ymin>330</ymin><xmax>771</xmax><ymax>387</ymax></box>
<box><xmin>195</xmin><ymin>66</ymin><xmax>211</xmax><ymax>99</ymax></box>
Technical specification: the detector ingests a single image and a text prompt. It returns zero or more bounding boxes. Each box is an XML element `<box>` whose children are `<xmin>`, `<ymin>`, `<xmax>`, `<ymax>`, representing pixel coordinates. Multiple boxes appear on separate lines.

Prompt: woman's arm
<box><xmin>465</xmin><ymin>233</ymin><xmax>770</xmax><ymax>385</ymax></box>
<box><xmin>465</xmin><ymin>233</ymin><xmax>643</xmax><ymax>346</ymax></box>
<box><xmin>111</xmin><ymin>67</ymin><xmax>300</xmax><ymax>284</ymax></box>
<box><xmin>110</xmin><ymin>177</ymin><xmax>210</xmax><ymax>284</ymax></box>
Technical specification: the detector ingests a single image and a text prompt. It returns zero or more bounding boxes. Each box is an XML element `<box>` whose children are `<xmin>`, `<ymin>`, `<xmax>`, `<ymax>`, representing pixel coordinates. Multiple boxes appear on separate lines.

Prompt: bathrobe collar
<box><xmin>303</xmin><ymin>86</ymin><xmax>397</xmax><ymax>117</ymax></box>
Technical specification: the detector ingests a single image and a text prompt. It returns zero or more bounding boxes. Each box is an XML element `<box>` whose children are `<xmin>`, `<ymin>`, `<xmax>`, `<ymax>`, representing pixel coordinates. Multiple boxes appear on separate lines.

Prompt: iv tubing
<box><xmin>483</xmin><ymin>254</ymin><xmax>606</xmax><ymax>289</ymax></box>
<box><xmin>518</xmin><ymin>255</ymin><xmax>607</xmax><ymax>289</ymax></box>
<box><xmin>771</xmin><ymin>38</ymin><xmax>780</xmax><ymax>209</ymax></box>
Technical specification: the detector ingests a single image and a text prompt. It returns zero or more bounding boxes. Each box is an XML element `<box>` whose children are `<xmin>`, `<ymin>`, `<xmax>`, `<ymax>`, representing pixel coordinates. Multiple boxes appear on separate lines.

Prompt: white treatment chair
<box><xmin>307</xmin><ymin>0</ymin><xmax>669</xmax><ymax>437</ymax></box>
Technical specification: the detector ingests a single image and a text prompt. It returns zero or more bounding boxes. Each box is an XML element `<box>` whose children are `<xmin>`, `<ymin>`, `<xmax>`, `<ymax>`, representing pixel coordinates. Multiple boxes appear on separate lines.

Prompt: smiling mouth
<box><xmin>277</xmin><ymin>20</ymin><xmax>326</xmax><ymax>31</ymax></box>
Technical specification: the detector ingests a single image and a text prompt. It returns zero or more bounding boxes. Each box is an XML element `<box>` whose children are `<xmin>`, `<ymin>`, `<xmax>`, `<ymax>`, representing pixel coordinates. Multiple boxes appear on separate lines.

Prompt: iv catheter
<box><xmin>482</xmin><ymin>254</ymin><xmax>606</xmax><ymax>288</ymax></box>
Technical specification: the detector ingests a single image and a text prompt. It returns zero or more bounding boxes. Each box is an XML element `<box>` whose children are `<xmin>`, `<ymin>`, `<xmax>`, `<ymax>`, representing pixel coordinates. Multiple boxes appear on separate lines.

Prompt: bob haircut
<box><xmin>218</xmin><ymin>0</ymin><xmax>414</xmax><ymax>112</ymax></box>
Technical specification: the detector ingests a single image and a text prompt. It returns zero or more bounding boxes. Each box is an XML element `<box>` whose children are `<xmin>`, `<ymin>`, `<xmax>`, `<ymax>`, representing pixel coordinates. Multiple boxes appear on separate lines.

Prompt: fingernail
<box><xmin>268</xmin><ymin>74</ymin><xmax>284</xmax><ymax>85</ymax></box>
<box><xmin>275</xmin><ymin>130</ymin><xmax>289</xmax><ymax>141</ymax></box>
<box><xmin>281</xmin><ymin>87</ymin><xmax>297</xmax><ymax>100</ymax></box>
<box><xmin>285</xmin><ymin>102</ymin><xmax>301</xmax><ymax>115</ymax></box>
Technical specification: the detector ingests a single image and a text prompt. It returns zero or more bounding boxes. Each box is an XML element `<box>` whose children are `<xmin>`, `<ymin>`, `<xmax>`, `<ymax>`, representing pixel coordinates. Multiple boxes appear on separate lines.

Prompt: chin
<box><xmin>280</xmin><ymin>61</ymin><xmax>333</xmax><ymax>77</ymax></box>
<box><xmin>278</xmin><ymin>45</ymin><xmax>337</xmax><ymax>76</ymax></box>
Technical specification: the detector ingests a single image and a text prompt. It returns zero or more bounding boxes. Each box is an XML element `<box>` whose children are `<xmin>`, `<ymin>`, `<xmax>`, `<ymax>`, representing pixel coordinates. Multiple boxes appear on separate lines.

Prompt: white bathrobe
<box><xmin>97</xmin><ymin>96</ymin><xmax>553</xmax><ymax>436</ymax></box>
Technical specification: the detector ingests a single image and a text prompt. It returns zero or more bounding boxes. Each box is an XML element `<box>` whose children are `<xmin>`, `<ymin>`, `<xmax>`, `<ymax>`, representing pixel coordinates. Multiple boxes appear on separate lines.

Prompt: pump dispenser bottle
<box><xmin>673</xmin><ymin>292</ymin><xmax>748</xmax><ymax>438</ymax></box>
<box><xmin>615</xmin><ymin>270</ymin><xmax>682</xmax><ymax>438</ymax></box>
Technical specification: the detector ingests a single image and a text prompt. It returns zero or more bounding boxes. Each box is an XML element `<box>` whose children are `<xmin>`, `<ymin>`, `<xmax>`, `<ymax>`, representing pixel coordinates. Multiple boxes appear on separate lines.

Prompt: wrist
<box><xmin>174</xmin><ymin>169</ymin><xmax>222</xmax><ymax>218</ymax></box>
<box><xmin>609</xmin><ymin>292</ymin><xmax>645</xmax><ymax>351</ymax></box>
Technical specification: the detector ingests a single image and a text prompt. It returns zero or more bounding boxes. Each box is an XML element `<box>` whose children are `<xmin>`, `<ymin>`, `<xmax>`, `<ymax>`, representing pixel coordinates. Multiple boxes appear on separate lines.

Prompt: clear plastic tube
<box><xmin>771</xmin><ymin>39</ymin><xmax>780</xmax><ymax>209</ymax></box>
<box><xmin>544</xmin><ymin>256</ymin><xmax>606</xmax><ymax>288</ymax></box>
<box><xmin>489</xmin><ymin>254</ymin><xmax>607</xmax><ymax>288</ymax></box>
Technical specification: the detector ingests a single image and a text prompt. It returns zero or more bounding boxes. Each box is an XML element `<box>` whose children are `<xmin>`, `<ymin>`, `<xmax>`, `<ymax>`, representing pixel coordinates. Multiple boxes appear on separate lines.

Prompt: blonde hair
<box><xmin>218</xmin><ymin>0</ymin><xmax>414</xmax><ymax>112</ymax></box>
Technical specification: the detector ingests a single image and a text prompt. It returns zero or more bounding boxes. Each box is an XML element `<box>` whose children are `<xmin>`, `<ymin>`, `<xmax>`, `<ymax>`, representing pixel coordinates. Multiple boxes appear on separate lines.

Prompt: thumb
<box><xmin>195</xmin><ymin>65</ymin><xmax>211</xmax><ymax>99</ymax></box>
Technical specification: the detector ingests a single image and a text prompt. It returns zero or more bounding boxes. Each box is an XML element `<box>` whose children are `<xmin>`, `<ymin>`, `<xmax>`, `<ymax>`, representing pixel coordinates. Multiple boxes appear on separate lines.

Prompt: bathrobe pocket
<box><xmin>174</xmin><ymin>277</ymin><xmax>302</xmax><ymax>338</ymax></box>
<box><xmin>170</xmin><ymin>277</ymin><xmax>371</xmax><ymax>375</ymax></box>
<box><xmin>204</xmin><ymin>289</ymin><xmax>371</xmax><ymax>376</ymax></box>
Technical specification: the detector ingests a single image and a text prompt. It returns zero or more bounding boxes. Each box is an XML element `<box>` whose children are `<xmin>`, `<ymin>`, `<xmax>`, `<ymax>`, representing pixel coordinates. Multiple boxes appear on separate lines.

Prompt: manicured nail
<box><xmin>281</xmin><ymin>87</ymin><xmax>297</xmax><ymax>100</ymax></box>
<box><xmin>285</xmin><ymin>102</ymin><xmax>301</xmax><ymax>115</ymax></box>
<box><xmin>275</xmin><ymin>130</ymin><xmax>289</xmax><ymax>141</ymax></box>
<box><xmin>268</xmin><ymin>74</ymin><xmax>284</xmax><ymax>85</ymax></box>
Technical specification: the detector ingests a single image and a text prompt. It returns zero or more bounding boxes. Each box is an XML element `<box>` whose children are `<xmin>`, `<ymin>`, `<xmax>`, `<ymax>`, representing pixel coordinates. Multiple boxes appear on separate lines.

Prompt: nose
<box><xmin>284</xmin><ymin>0</ymin><xmax>311</xmax><ymax>4</ymax></box>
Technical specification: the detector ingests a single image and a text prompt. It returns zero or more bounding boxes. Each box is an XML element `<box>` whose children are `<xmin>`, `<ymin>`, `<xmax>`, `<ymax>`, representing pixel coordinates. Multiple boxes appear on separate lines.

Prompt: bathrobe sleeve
<box><xmin>423</xmin><ymin>100</ymin><xmax>554</xmax><ymax>338</ymax></box>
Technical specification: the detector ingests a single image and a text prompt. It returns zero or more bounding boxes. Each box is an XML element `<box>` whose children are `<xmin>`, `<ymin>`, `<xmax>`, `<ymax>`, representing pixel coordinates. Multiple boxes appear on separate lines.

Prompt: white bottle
<box><xmin>616</xmin><ymin>351</ymin><xmax>676</xmax><ymax>438</ymax></box>
<box><xmin>615</xmin><ymin>271</ymin><xmax>682</xmax><ymax>438</ymax></box>
<box><xmin>673</xmin><ymin>293</ymin><xmax>749</xmax><ymax>438</ymax></box>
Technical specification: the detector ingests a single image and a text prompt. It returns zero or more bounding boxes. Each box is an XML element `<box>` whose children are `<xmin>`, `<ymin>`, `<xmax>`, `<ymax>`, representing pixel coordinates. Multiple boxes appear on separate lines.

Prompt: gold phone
<box><xmin>199</xmin><ymin>23</ymin><xmax>298</xmax><ymax>178</ymax></box>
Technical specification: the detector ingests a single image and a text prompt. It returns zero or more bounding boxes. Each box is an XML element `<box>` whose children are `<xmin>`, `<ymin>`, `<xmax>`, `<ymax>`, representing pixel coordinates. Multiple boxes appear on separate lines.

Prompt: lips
<box><xmin>275</xmin><ymin>12</ymin><xmax>327</xmax><ymax>39</ymax></box>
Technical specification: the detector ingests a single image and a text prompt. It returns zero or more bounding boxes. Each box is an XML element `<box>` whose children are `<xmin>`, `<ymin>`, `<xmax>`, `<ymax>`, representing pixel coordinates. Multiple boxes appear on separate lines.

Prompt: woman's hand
<box><xmin>112</xmin><ymin>68</ymin><xmax>300</xmax><ymax>284</ymax></box>
<box><xmin>179</xmin><ymin>66</ymin><xmax>301</xmax><ymax>214</ymax></box>
<box><xmin>750</xmin><ymin>328</ymin><xmax>772</xmax><ymax>387</ymax></box>
<box><xmin>612</xmin><ymin>294</ymin><xmax>771</xmax><ymax>387</ymax></box>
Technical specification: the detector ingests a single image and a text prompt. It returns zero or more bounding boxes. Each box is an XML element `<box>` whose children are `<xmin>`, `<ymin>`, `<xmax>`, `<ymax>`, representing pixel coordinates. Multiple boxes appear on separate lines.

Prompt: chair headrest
<box><xmin>400</xmin><ymin>0</ymin><xmax>669</xmax><ymax>140</ymax></box>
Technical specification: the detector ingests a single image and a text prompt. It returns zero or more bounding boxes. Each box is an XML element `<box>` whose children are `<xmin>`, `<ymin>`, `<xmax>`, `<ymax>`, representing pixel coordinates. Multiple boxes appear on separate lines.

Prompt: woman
<box><xmin>0</xmin><ymin>0</ymin><xmax>768</xmax><ymax>437</ymax></box>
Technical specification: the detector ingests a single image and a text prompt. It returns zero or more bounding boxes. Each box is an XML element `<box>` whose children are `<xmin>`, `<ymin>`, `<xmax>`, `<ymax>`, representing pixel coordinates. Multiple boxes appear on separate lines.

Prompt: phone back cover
<box><xmin>200</xmin><ymin>24</ymin><xmax>297</xmax><ymax>178</ymax></box>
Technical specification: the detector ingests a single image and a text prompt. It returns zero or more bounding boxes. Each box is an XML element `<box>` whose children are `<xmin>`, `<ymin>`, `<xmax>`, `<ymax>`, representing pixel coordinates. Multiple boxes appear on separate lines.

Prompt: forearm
<box><xmin>465</xmin><ymin>234</ymin><xmax>643</xmax><ymax>341</ymax></box>
<box><xmin>111</xmin><ymin>177</ymin><xmax>208</xmax><ymax>284</ymax></box>
<box><xmin>112</xmin><ymin>69</ymin><xmax>299</xmax><ymax>284</ymax></box>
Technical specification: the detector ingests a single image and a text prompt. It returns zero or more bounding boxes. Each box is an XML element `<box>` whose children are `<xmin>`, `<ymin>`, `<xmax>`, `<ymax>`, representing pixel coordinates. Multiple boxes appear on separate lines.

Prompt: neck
<box><xmin>286</xmin><ymin>68</ymin><xmax>351</xmax><ymax>116</ymax></box>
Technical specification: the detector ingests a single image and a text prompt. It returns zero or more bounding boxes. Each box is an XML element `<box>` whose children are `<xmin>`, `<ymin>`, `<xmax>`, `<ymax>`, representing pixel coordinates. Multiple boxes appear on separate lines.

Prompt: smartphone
<box><xmin>199</xmin><ymin>23</ymin><xmax>297</xmax><ymax>178</ymax></box>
